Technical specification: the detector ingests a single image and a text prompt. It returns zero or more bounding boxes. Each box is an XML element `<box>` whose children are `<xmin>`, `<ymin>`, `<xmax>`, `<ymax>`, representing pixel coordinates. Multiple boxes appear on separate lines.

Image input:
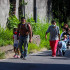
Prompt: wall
<box><xmin>25</xmin><ymin>0</ymin><xmax>33</xmax><ymax>18</ymax></box>
<box><xmin>36</xmin><ymin>0</ymin><xmax>48</xmax><ymax>22</ymax></box>
<box><xmin>25</xmin><ymin>0</ymin><xmax>51</xmax><ymax>22</ymax></box>
<box><xmin>0</xmin><ymin>0</ymin><xmax>52</xmax><ymax>28</ymax></box>
<box><xmin>0</xmin><ymin>0</ymin><xmax>10</xmax><ymax>28</ymax></box>
<box><xmin>15</xmin><ymin>0</ymin><xmax>19</xmax><ymax>19</ymax></box>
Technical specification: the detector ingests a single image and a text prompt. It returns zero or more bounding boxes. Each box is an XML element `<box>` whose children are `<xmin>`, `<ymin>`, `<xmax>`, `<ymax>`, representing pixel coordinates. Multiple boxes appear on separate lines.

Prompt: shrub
<box><xmin>0</xmin><ymin>52</ymin><xmax>5</xmax><ymax>59</ymax></box>
<box><xmin>0</xmin><ymin>27</ymin><xmax>13</xmax><ymax>47</ymax></box>
<box><xmin>7</xmin><ymin>15</ymin><xmax>20</xmax><ymax>29</ymax></box>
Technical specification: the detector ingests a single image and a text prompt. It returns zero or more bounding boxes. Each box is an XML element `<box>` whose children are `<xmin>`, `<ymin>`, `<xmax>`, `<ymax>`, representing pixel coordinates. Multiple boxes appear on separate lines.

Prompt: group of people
<box><xmin>13</xmin><ymin>17</ymin><xmax>70</xmax><ymax>59</ymax></box>
<box><xmin>13</xmin><ymin>17</ymin><xmax>32</xmax><ymax>60</ymax></box>
<box><xmin>45</xmin><ymin>20</ymin><xmax>70</xmax><ymax>57</ymax></box>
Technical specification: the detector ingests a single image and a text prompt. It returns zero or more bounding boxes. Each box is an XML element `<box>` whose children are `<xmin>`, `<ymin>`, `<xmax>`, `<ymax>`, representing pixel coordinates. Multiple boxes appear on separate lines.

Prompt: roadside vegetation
<box><xmin>0</xmin><ymin>15</ymin><xmax>63</xmax><ymax>58</ymax></box>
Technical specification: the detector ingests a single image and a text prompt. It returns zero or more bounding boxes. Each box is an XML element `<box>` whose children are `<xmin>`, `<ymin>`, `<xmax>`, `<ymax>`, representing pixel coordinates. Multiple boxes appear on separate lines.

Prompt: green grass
<box><xmin>0</xmin><ymin>27</ymin><xmax>13</xmax><ymax>47</ymax></box>
<box><xmin>0</xmin><ymin>52</ymin><xmax>5</xmax><ymax>59</ymax></box>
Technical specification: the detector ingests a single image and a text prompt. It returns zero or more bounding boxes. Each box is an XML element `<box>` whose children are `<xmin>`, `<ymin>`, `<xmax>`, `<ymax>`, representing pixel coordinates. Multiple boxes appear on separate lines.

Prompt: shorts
<box><xmin>14</xmin><ymin>43</ymin><xmax>18</xmax><ymax>48</ymax></box>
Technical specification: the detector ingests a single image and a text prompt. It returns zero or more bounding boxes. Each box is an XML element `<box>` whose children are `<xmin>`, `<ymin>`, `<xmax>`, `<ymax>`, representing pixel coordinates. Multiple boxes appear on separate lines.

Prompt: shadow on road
<box><xmin>30</xmin><ymin>51</ymin><xmax>52</xmax><ymax>56</ymax></box>
<box><xmin>30</xmin><ymin>50</ymin><xmax>70</xmax><ymax>60</ymax></box>
<box><xmin>0</xmin><ymin>62</ymin><xmax>70</xmax><ymax>70</ymax></box>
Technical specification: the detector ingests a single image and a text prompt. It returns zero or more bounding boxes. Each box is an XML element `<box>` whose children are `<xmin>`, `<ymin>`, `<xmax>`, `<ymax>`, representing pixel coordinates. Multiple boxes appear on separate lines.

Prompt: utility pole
<box><xmin>34</xmin><ymin>0</ymin><xmax>37</xmax><ymax>23</ymax></box>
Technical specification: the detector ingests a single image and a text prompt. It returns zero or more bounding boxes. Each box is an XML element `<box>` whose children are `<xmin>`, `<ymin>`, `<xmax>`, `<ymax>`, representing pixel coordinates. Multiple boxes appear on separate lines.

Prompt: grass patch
<box><xmin>0</xmin><ymin>27</ymin><xmax>13</xmax><ymax>47</ymax></box>
<box><xmin>0</xmin><ymin>52</ymin><xmax>5</xmax><ymax>59</ymax></box>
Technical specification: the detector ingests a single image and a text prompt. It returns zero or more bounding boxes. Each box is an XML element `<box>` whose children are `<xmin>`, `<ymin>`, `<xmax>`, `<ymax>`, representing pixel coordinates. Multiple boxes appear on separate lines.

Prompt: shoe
<box><xmin>52</xmin><ymin>55</ymin><xmax>56</xmax><ymax>57</ymax></box>
<box><xmin>17</xmin><ymin>55</ymin><xmax>20</xmax><ymax>58</ymax></box>
<box><xmin>20</xmin><ymin>55</ymin><xmax>23</xmax><ymax>59</ymax></box>
<box><xmin>23</xmin><ymin>57</ymin><xmax>26</xmax><ymax>60</ymax></box>
<box><xmin>62</xmin><ymin>51</ymin><xmax>65</xmax><ymax>56</ymax></box>
<box><xmin>13</xmin><ymin>55</ymin><xmax>17</xmax><ymax>58</ymax></box>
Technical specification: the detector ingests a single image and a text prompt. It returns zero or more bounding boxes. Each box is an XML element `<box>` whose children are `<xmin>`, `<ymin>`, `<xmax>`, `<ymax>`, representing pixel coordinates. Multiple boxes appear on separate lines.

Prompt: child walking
<box><xmin>13</xmin><ymin>28</ymin><xmax>20</xmax><ymax>58</ymax></box>
<box><xmin>57</xmin><ymin>35</ymin><xmax>67</xmax><ymax>56</ymax></box>
<box><xmin>45</xmin><ymin>20</ymin><xmax>60</xmax><ymax>57</ymax></box>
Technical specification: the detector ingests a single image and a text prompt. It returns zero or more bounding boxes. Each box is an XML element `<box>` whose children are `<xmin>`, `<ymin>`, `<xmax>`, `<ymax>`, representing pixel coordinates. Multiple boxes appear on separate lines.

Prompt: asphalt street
<box><xmin>0</xmin><ymin>50</ymin><xmax>70</xmax><ymax>70</ymax></box>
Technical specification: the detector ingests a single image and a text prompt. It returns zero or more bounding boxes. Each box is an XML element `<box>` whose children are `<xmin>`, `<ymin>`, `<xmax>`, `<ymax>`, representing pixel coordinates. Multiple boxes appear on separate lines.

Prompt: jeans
<box><xmin>19</xmin><ymin>35</ymin><xmax>29</xmax><ymax>57</ymax></box>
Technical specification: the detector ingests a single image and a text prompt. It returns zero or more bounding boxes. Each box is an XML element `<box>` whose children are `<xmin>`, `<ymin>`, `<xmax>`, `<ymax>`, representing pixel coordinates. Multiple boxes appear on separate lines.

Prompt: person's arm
<box><xmin>45</xmin><ymin>26</ymin><xmax>50</xmax><ymax>40</ymax></box>
<box><xmin>28</xmin><ymin>24</ymin><xmax>32</xmax><ymax>43</ymax></box>
<box><xmin>17</xmin><ymin>24</ymin><xmax>20</xmax><ymax>40</ymax></box>
<box><xmin>58</xmin><ymin>34</ymin><xmax>60</xmax><ymax>41</ymax></box>
<box><xmin>58</xmin><ymin>26</ymin><xmax>60</xmax><ymax>41</ymax></box>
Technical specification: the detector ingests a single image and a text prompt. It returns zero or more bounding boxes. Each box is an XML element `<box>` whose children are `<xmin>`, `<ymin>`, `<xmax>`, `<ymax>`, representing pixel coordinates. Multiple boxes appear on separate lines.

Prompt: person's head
<box><xmin>21</xmin><ymin>17</ymin><xmax>26</xmax><ymax>24</ymax></box>
<box><xmin>51</xmin><ymin>20</ymin><xmax>56</xmax><ymax>25</ymax></box>
<box><xmin>62</xmin><ymin>28</ymin><xmax>66</xmax><ymax>32</ymax></box>
<box><xmin>64</xmin><ymin>35</ymin><xmax>67</xmax><ymax>39</ymax></box>
<box><xmin>13</xmin><ymin>28</ymin><xmax>17</xmax><ymax>34</ymax></box>
<box><xmin>64</xmin><ymin>24</ymin><xmax>68</xmax><ymax>28</ymax></box>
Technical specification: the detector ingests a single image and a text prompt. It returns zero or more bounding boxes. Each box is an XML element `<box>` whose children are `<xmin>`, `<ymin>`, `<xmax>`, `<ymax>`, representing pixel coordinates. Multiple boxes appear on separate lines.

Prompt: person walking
<box><xmin>13</xmin><ymin>28</ymin><xmax>20</xmax><ymax>58</ymax></box>
<box><xmin>17</xmin><ymin>17</ymin><xmax>32</xmax><ymax>59</ymax></box>
<box><xmin>45</xmin><ymin>20</ymin><xmax>60</xmax><ymax>57</ymax></box>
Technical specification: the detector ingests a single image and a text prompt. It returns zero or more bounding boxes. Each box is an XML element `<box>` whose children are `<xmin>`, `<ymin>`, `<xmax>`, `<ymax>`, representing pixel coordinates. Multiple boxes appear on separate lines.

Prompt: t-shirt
<box><xmin>46</xmin><ymin>25</ymin><xmax>60</xmax><ymax>40</ymax></box>
<box><xmin>13</xmin><ymin>35</ymin><xmax>19</xmax><ymax>44</ymax></box>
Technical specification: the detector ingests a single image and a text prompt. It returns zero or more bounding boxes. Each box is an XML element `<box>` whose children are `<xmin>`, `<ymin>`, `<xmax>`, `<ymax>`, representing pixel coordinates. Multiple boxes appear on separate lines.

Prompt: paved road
<box><xmin>0</xmin><ymin>50</ymin><xmax>70</xmax><ymax>70</ymax></box>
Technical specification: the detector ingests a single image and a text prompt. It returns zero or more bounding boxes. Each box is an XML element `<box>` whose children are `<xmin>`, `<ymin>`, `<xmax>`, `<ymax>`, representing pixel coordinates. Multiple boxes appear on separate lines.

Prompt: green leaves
<box><xmin>7</xmin><ymin>15</ymin><xmax>20</xmax><ymax>29</ymax></box>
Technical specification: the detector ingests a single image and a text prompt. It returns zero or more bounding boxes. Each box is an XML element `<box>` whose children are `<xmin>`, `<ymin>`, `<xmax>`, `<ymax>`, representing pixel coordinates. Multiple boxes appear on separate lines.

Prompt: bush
<box><xmin>0</xmin><ymin>27</ymin><xmax>13</xmax><ymax>47</ymax></box>
<box><xmin>7</xmin><ymin>15</ymin><xmax>20</xmax><ymax>29</ymax></box>
<box><xmin>27</xmin><ymin>17</ymin><xmax>51</xmax><ymax>49</ymax></box>
<box><xmin>0</xmin><ymin>52</ymin><xmax>5</xmax><ymax>59</ymax></box>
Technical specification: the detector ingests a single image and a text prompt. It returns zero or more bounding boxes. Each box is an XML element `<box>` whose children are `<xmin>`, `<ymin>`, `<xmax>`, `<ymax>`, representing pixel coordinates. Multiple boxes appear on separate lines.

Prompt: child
<box><xmin>60</xmin><ymin>28</ymin><xmax>66</xmax><ymax>39</ymax></box>
<box><xmin>57</xmin><ymin>35</ymin><xmax>67</xmax><ymax>56</ymax></box>
<box><xmin>13</xmin><ymin>28</ymin><xmax>20</xmax><ymax>58</ymax></box>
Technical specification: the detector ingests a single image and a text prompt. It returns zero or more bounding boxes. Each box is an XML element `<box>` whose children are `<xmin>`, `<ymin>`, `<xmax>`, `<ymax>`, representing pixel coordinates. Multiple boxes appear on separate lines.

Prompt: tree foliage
<box><xmin>52</xmin><ymin>0</ymin><xmax>70</xmax><ymax>23</ymax></box>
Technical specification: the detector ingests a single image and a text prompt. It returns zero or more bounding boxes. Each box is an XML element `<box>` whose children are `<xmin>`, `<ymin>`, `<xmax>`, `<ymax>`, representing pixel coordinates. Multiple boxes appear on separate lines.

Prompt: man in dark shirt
<box><xmin>17</xmin><ymin>17</ymin><xmax>32</xmax><ymax>59</ymax></box>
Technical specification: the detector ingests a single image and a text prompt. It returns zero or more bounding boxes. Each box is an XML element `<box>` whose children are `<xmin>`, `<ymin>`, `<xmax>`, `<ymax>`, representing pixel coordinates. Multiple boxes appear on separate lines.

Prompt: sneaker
<box><xmin>17</xmin><ymin>55</ymin><xmax>20</xmax><ymax>58</ymax></box>
<box><xmin>13</xmin><ymin>55</ymin><xmax>17</xmax><ymax>58</ymax></box>
<box><xmin>23</xmin><ymin>57</ymin><xmax>26</xmax><ymax>60</ymax></box>
<box><xmin>20</xmin><ymin>55</ymin><xmax>23</xmax><ymax>59</ymax></box>
<box><xmin>62</xmin><ymin>51</ymin><xmax>65</xmax><ymax>56</ymax></box>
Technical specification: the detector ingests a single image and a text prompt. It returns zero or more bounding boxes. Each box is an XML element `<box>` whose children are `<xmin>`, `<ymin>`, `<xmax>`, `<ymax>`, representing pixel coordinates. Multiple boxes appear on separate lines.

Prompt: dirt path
<box><xmin>0</xmin><ymin>45</ymin><xmax>47</xmax><ymax>59</ymax></box>
<box><xmin>0</xmin><ymin>45</ymin><xmax>14</xmax><ymax>58</ymax></box>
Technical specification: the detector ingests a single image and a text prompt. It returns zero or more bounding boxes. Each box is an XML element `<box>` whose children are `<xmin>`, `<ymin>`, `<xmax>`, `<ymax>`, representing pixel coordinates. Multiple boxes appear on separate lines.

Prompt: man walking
<box><xmin>17</xmin><ymin>17</ymin><xmax>32</xmax><ymax>59</ymax></box>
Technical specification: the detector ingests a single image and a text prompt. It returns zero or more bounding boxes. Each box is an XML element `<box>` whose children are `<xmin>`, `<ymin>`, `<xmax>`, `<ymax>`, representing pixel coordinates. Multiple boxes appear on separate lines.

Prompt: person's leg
<box><xmin>19</xmin><ymin>36</ymin><xmax>24</xmax><ymax>57</ymax></box>
<box><xmin>53</xmin><ymin>40</ymin><xmax>59</xmax><ymax>56</ymax></box>
<box><xmin>24</xmin><ymin>35</ymin><xmax>29</xmax><ymax>58</ymax></box>
<box><xmin>17</xmin><ymin>48</ymin><xmax>20</xmax><ymax>58</ymax></box>
<box><xmin>50</xmin><ymin>40</ymin><xmax>58</xmax><ymax>57</ymax></box>
<box><xmin>49</xmin><ymin>41</ymin><xmax>55</xmax><ymax>56</ymax></box>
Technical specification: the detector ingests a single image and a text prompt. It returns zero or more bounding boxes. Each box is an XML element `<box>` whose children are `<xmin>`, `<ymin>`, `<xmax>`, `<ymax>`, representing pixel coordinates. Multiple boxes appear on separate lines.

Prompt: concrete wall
<box><xmin>25</xmin><ymin>0</ymin><xmax>33</xmax><ymax>18</ymax></box>
<box><xmin>0</xmin><ymin>0</ymin><xmax>10</xmax><ymax>28</ymax></box>
<box><xmin>15</xmin><ymin>0</ymin><xmax>19</xmax><ymax>19</ymax></box>
<box><xmin>0</xmin><ymin>0</ymin><xmax>52</xmax><ymax>28</ymax></box>
<box><xmin>25</xmin><ymin>0</ymin><xmax>51</xmax><ymax>22</ymax></box>
<box><xmin>36</xmin><ymin>0</ymin><xmax>48</xmax><ymax>22</ymax></box>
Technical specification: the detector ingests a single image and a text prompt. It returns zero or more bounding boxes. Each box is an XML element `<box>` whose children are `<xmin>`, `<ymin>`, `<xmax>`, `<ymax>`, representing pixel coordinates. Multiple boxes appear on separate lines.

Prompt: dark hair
<box><xmin>21</xmin><ymin>17</ymin><xmax>26</xmax><ymax>20</ymax></box>
<box><xmin>51</xmin><ymin>20</ymin><xmax>56</xmax><ymax>24</ymax></box>
<box><xmin>13</xmin><ymin>28</ymin><xmax>17</xmax><ymax>31</ymax></box>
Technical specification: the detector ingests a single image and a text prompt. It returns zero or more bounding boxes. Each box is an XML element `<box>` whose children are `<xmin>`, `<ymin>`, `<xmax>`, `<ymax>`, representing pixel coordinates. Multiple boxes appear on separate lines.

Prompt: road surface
<box><xmin>0</xmin><ymin>50</ymin><xmax>70</xmax><ymax>70</ymax></box>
